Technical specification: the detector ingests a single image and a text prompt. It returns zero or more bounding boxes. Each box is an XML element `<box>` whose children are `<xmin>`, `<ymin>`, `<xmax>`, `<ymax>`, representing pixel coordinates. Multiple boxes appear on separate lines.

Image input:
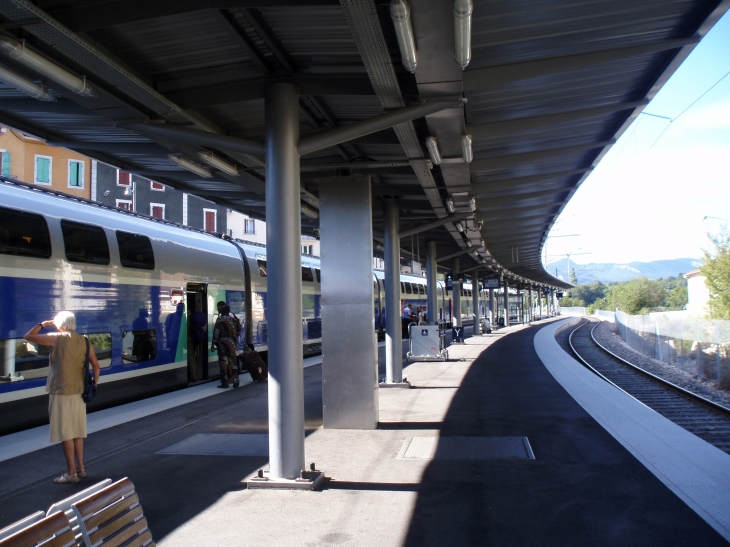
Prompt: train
<box><xmin>0</xmin><ymin>178</ymin><xmax>488</xmax><ymax>435</ymax></box>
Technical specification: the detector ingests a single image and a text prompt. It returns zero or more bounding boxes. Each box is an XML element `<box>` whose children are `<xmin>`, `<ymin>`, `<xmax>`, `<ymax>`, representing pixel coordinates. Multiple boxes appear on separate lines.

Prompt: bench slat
<box><xmin>74</xmin><ymin>479</ymin><xmax>134</xmax><ymax>518</ymax></box>
<box><xmin>0</xmin><ymin>512</ymin><xmax>45</xmax><ymax>542</ymax></box>
<box><xmin>0</xmin><ymin>513</ymin><xmax>69</xmax><ymax>547</ymax></box>
<box><xmin>89</xmin><ymin>506</ymin><xmax>142</xmax><ymax>545</ymax></box>
<box><xmin>121</xmin><ymin>530</ymin><xmax>152</xmax><ymax>547</ymax></box>
<box><xmin>85</xmin><ymin>495</ymin><xmax>139</xmax><ymax>532</ymax></box>
<box><xmin>101</xmin><ymin>519</ymin><xmax>147</xmax><ymax>547</ymax></box>
<box><xmin>42</xmin><ymin>529</ymin><xmax>76</xmax><ymax>547</ymax></box>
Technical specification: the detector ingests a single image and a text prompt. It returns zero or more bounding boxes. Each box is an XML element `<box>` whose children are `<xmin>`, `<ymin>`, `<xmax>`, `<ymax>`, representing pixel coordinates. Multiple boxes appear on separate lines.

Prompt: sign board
<box><xmin>482</xmin><ymin>279</ymin><xmax>500</xmax><ymax>288</ymax></box>
<box><xmin>452</xmin><ymin>326</ymin><xmax>464</xmax><ymax>343</ymax></box>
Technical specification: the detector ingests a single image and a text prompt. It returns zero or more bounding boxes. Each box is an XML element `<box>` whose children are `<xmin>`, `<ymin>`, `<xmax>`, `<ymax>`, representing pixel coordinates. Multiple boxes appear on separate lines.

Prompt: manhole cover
<box><xmin>397</xmin><ymin>436</ymin><xmax>534</xmax><ymax>460</ymax></box>
<box><xmin>157</xmin><ymin>433</ymin><xmax>269</xmax><ymax>456</ymax></box>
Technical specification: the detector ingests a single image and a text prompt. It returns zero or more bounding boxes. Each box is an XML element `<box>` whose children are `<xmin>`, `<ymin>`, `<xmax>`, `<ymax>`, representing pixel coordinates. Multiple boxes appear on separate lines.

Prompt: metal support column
<box><xmin>320</xmin><ymin>175</ymin><xmax>378</xmax><ymax>428</ymax></box>
<box><xmin>264</xmin><ymin>83</ymin><xmax>305</xmax><ymax>480</ymax></box>
<box><xmin>452</xmin><ymin>258</ymin><xmax>461</xmax><ymax>328</ymax></box>
<box><xmin>426</xmin><ymin>240</ymin><xmax>437</xmax><ymax>324</ymax></box>
<box><xmin>503</xmin><ymin>277</ymin><xmax>509</xmax><ymax>327</ymax></box>
<box><xmin>488</xmin><ymin>288</ymin><xmax>494</xmax><ymax>325</ymax></box>
<box><xmin>539</xmin><ymin>287</ymin><xmax>543</xmax><ymax>318</ymax></box>
<box><xmin>471</xmin><ymin>271</ymin><xmax>480</xmax><ymax>334</ymax></box>
<box><xmin>382</xmin><ymin>200</ymin><xmax>408</xmax><ymax>387</ymax></box>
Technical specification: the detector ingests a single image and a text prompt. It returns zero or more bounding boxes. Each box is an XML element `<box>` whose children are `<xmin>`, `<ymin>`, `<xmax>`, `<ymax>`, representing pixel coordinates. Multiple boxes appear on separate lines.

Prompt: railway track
<box><xmin>568</xmin><ymin>318</ymin><xmax>730</xmax><ymax>455</ymax></box>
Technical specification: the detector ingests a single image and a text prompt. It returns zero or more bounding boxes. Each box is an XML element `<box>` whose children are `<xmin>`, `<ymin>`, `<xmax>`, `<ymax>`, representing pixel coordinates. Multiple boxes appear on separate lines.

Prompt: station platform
<box><xmin>1</xmin><ymin>319</ymin><xmax>729</xmax><ymax>546</ymax></box>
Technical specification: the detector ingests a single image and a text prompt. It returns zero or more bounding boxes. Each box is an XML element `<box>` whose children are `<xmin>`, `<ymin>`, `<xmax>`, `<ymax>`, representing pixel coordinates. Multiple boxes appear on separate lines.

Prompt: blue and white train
<box><xmin>0</xmin><ymin>179</ymin><xmax>486</xmax><ymax>434</ymax></box>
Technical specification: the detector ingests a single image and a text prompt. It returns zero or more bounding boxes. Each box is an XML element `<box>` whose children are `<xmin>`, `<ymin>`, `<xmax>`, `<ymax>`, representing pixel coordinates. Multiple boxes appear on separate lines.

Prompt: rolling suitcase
<box><xmin>240</xmin><ymin>351</ymin><xmax>268</xmax><ymax>382</ymax></box>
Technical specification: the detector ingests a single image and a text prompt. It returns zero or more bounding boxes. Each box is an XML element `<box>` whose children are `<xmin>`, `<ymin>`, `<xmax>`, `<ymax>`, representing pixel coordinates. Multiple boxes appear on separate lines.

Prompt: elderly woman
<box><xmin>25</xmin><ymin>311</ymin><xmax>100</xmax><ymax>484</ymax></box>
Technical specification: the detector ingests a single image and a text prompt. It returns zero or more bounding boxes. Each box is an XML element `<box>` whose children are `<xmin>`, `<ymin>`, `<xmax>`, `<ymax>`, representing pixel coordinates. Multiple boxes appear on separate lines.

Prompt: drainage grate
<box><xmin>157</xmin><ymin>433</ymin><xmax>268</xmax><ymax>457</ymax></box>
<box><xmin>397</xmin><ymin>436</ymin><xmax>535</xmax><ymax>460</ymax></box>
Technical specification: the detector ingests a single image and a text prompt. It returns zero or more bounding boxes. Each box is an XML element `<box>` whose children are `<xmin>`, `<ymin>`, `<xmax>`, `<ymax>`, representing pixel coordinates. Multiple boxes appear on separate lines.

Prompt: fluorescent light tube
<box><xmin>425</xmin><ymin>136</ymin><xmax>441</xmax><ymax>165</ymax></box>
<box><xmin>301</xmin><ymin>204</ymin><xmax>319</xmax><ymax>219</ymax></box>
<box><xmin>390</xmin><ymin>0</ymin><xmax>417</xmax><ymax>73</ymax></box>
<box><xmin>455</xmin><ymin>221</ymin><xmax>464</xmax><ymax>232</ymax></box>
<box><xmin>454</xmin><ymin>0</ymin><xmax>473</xmax><ymax>69</ymax></box>
<box><xmin>445</xmin><ymin>198</ymin><xmax>455</xmax><ymax>213</ymax></box>
<box><xmin>198</xmin><ymin>151</ymin><xmax>239</xmax><ymax>176</ymax></box>
<box><xmin>168</xmin><ymin>154</ymin><xmax>212</xmax><ymax>178</ymax></box>
<box><xmin>461</xmin><ymin>134</ymin><xmax>473</xmax><ymax>163</ymax></box>
<box><xmin>0</xmin><ymin>64</ymin><xmax>54</xmax><ymax>101</ymax></box>
<box><xmin>469</xmin><ymin>196</ymin><xmax>476</xmax><ymax>212</ymax></box>
<box><xmin>0</xmin><ymin>37</ymin><xmax>95</xmax><ymax>97</ymax></box>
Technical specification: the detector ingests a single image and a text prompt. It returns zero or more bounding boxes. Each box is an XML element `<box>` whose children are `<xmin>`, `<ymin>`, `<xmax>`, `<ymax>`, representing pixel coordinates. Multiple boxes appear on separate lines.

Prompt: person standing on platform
<box><xmin>211</xmin><ymin>304</ymin><xmax>241</xmax><ymax>388</ymax></box>
<box><xmin>24</xmin><ymin>311</ymin><xmax>100</xmax><ymax>484</ymax></box>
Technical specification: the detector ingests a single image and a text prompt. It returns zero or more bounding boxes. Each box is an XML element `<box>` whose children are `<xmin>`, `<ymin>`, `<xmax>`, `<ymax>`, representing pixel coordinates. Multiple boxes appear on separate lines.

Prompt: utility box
<box><xmin>407</xmin><ymin>324</ymin><xmax>448</xmax><ymax>362</ymax></box>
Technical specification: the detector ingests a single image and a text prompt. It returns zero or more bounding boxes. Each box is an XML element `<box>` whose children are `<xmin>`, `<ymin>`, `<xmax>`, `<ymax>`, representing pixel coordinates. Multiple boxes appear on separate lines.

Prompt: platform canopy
<box><xmin>0</xmin><ymin>0</ymin><xmax>724</xmax><ymax>288</ymax></box>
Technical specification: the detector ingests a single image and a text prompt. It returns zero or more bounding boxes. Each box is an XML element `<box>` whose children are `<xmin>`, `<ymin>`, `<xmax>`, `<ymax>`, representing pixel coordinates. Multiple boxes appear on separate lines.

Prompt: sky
<box><xmin>544</xmin><ymin>10</ymin><xmax>730</xmax><ymax>267</ymax></box>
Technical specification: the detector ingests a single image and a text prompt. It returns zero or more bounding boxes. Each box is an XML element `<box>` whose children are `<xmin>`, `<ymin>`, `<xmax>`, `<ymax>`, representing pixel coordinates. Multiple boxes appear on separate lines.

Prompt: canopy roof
<box><xmin>0</xmin><ymin>0</ymin><xmax>725</xmax><ymax>288</ymax></box>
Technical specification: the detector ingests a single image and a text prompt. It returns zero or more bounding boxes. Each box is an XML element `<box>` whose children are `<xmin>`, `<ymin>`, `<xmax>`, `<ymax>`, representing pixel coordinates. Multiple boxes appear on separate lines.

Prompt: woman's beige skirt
<box><xmin>49</xmin><ymin>394</ymin><xmax>87</xmax><ymax>442</ymax></box>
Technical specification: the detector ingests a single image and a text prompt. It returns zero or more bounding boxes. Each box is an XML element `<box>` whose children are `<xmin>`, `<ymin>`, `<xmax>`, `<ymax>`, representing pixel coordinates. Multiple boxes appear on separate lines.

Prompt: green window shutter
<box><xmin>36</xmin><ymin>157</ymin><xmax>50</xmax><ymax>183</ymax></box>
<box><xmin>2</xmin><ymin>152</ymin><xmax>10</xmax><ymax>177</ymax></box>
<box><xmin>69</xmin><ymin>161</ymin><xmax>82</xmax><ymax>187</ymax></box>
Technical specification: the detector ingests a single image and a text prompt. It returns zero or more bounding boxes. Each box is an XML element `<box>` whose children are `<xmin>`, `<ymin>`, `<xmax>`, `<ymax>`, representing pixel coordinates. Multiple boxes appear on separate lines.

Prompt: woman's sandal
<box><xmin>77</xmin><ymin>468</ymin><xmax>87</xmax><ymax>479</ymax></box>
<box><xmin>54</xmin><ymin>473</ymin><xmax>79</xmax><ymax>484</ymax></box>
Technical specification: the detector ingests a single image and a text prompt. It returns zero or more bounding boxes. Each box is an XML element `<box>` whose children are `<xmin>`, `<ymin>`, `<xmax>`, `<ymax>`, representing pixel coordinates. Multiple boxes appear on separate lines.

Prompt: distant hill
<box><xmin>546</xmin><ymin>258</ymin><xmax>702</xmax><ymax>284</ymax></box>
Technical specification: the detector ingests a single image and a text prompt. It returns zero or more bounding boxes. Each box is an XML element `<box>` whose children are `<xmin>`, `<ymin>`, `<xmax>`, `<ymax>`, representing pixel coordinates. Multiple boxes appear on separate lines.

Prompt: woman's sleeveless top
<box><xmin>47</xmin><ymin>332</ymin><xmax>86</xmax><ymax>395</ymax></box>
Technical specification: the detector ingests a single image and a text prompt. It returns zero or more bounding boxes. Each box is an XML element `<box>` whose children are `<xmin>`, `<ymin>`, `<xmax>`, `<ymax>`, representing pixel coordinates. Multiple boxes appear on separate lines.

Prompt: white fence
<box><xmin>594</xmin><ymin>310</ymin><xmax>615</xmax><ymax>323</ymax></box>
<box><xmin>560</xmin><ymin>307</ymin><xmax>586</xmax><ymax>317</ymax></box>
<box><xmin>614</xmin><ymin>310</ymin><xmax>730</xmax><ymax>389</ymax></box>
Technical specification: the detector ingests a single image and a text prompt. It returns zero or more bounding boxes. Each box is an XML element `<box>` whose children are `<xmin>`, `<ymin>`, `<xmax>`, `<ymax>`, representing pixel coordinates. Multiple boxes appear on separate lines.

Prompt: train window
<box><xmin>121</xmin><ymin>329</ymin><xmax>157</xmax><ymax>364</ymax></box>
<box><xmin>0</xmin><ymin>338</ymin><xmax>52</xmax><ymax>381</ymax></box>
<box><xmin>0</xmin><ymin>207</ymin><xmax>52</xmax><ymax>259</ymax></box>
<box><xmin>61</xmin><ymin>220</ymin><xmax>110</xmax><ymax>265</ymax></box>
<box><xmin>83</xmin><ymin>333</ymin><xmax>113</xmax><ymax>369</ymax></box>
<box><xmin>116</xmin><ymin>231</ymin><xmax>154</xmax><ymax>270</ymax></box>
<box><xmin>302</xmin><ymin>266</ymin><xmax>314</xmax><ymax>282</ymax></box>
<box><xmin>257</xmin><ymin>259</ymin><xmax>267</xmax><ymax>277</ymax></box>
<box><xmin>418</xmin><ymin>284</ymin><xmax>426</xmax><ymax>295</ymax></box>
<box><xmin>315</xmin><ymin>268</ymin><xmax>321</xmax><ymax>283</ymax></box>
<box><xmin>400</xmin><ymin>282</ymin><xmax>405</xmax><ymax>293</ymax></box>
<box><xmin>404</xmin><ymin>282</ymin><xmax>413</xmax><ymax>294</ymax></box>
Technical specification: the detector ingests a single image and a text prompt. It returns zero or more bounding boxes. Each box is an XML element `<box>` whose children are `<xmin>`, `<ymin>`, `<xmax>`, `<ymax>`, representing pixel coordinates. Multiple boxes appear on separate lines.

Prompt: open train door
<box><xmin>186</xmin><ymin>283</ymin><xmax>208</xmax><ymax>383</ymax></box>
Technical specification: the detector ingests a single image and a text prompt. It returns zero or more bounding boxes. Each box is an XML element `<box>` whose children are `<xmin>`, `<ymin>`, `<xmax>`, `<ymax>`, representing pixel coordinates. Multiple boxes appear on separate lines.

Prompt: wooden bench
<box><xmin>0</xmin><ymin>512</ymin><xmax>75</xmax><ymax>547</ymax></box>
<box><xmin>72</xmin><ymin>478</ymin><xmax>154</xmax><ymax>547</ymax></box>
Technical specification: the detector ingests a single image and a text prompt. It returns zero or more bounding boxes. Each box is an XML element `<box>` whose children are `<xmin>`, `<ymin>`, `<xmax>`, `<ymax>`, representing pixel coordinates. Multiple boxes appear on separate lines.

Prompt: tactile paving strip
<box><xmin>397</xmin><ymin>436</ymin><xmax>535</xmax><ymax>460</ymax></box>
<box><xmin>157</xmin><ymin>433</ymin><xmax>269</xmax><ymax>457</ymax></box>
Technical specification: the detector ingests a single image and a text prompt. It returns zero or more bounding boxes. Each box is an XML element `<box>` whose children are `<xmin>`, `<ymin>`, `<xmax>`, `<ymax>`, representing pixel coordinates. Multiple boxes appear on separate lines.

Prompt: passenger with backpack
<box><xmin>211</xmin><ymin>303</ymin><xmax>241</xmax><ymax>388</ymax></box>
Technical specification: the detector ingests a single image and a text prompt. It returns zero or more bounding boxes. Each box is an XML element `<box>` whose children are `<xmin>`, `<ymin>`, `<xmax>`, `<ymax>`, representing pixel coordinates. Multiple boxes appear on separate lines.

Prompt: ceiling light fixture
<box><xmin>469</xmin><ymin>196</ymin><xmax>476</xmax><ymax>212</ymax></box>
<box><xmin>454</xmin><ymin>0</ymin><xmax>473</xmax><ymax>69</ymax></box>
<box><xmin>390</xmin><ymin>0</ymin><xmax>417</xmax><ymax>73</ymax></box>
<box><xmin>301</xmin><ymin>204</ymin><xmax>319</xmax><ymax>219</ymax></box>
<box><xmin>466</xmin><ymin>240</ymin><xmax>472</xmax><ymax>248</ymax></box>
<box><xmin>198</xmin><ymin>151</ymin><xmax>239</xmax><ymax>176</ymax></box>
<box><xmin>445</xmin><ymin>198</ymin><xmax>455</xmax><ymax>213</ymax></box>
<box><xmin>0</xmin><ymin>37</ymin><xmax>95</xmax><ymax>97</ymax></box>
<box><xmin>454</xmin><ymin>221</ymin><xmax>465</xmax><ymax>233</ymax></box>
<box><xmin>168</xmin><ymin>154</ymin><xmax>212</xmax><ymax>178</ymax></box>
<box><xmin>0</xmin><ymin>64</ymin><xmax>55</xmax><ymax>101</ymax></box>
<box><xmin>461</xmin><ymin>134</ymin><xmax>473</xmax><ymax>163</ymax></box>
<box><xmin>425</xmin><ymin>136</ymin><xmax>441</xmax><ymax>165</ymax></box>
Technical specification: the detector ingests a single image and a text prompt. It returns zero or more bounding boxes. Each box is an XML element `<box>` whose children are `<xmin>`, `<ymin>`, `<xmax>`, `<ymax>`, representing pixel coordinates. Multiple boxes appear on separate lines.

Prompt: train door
<box><xmin>186</xmin><ymin>283</ymin><xmax>208</xmax><ymax>383</ymax></box>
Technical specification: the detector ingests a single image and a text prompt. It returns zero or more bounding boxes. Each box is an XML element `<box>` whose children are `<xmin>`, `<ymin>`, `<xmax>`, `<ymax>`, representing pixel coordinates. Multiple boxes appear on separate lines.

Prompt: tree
<box><xmin>570</xmin><ymin>267</ymin><xmax>577</xmax><ymax>285</ymax></box>
<box><xmin>609</xmin><ymin>277</ymin><xmax>665</xmax><ymax>315</ymax></box>
<box><xmin>701</xmin><ymin>228</ymin><xmax>730</xmax><ymax>319</ymax></box>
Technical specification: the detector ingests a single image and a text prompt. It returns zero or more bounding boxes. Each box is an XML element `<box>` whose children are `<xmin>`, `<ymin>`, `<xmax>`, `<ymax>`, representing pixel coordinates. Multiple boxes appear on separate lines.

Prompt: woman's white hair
<box><xmin>53</xmin><ymin>311</ymin><xmax>76</xmax><ymax>332</ymax></box>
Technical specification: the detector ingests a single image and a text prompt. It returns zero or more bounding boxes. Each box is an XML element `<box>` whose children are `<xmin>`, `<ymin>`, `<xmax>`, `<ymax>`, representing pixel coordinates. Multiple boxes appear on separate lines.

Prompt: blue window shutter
<box><xmin>2</xmin><ymin>152</ymin><xmax>10</xmax><ymax>177</ymax></box>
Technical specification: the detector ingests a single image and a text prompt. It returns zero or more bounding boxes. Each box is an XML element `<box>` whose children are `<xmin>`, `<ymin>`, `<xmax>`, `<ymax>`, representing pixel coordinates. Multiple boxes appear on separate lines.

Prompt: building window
<box><xmin>34</xmin><ymin>155</ymin><xmax>52</xmax><ymax>185</ymax></box>
<box><xmin>151</xmin><ymin>181</ymin><xmax>165</xmax><ymax>191</ymax></box>
<box><xmin>150</xmin><ymin>203</ymin><xmax>165</xmax><ymax>219</ymax></box>
<box><xmin>203</xmin><ymin>208</ymin><xmax>217</xmax><ymax>233</ymax></box>
<box><xmin>244</xmin><ymin>218</ymin><xmax>256</xmax><ymax>234</ymax></box>
<box><xmin>68</xmin><ymin>160</ymin><xmax>84</xmax><ymax>189</ymax></box>
<box><xmin>116</xmin><ymin>199</ymin><xmax>133</xmax><ymax>211</ymax></box>
<box><xmin>1</xmin><ymin>150</ymin><xmax>10</xmax><ymax>177</ymax></box>
<box><xmin>117</xmin><ymin>170</ymin><xmax>131</xmax><ymax>186</ymax></box>
<box><xmin>301</xmin><ymin>244</ymin><xmax>313</xmax><ymax>255</ymax></box>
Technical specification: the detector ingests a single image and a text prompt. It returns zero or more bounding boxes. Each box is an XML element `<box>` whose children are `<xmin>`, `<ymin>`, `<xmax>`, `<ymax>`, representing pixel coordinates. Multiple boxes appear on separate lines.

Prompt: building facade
<box><xmin>91</xmin><ymin>161</ymin><xmax>227</xmax><ymax>234</ymax></box>
<box><xmin>0</xmin><ymin>125</ymin><xmax>91</xmax><ymax>199</ymax></box>
<box><xmin>684</xmin><ymin>268</ymin><xmax>710</xmax><ymax>317</ymax></box>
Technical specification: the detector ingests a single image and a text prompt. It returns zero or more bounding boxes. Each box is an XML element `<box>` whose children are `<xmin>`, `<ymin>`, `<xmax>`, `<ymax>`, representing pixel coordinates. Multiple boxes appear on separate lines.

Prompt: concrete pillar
<box><xmin>383</xmin><ymin>200</ymin><xmax>403</xmax><ymax>384</ymax></box>
<box><xmin>265</xmin><ymin>83</ymin><xmax>304</xmax><ymax>480</ymax></box>
<box><xmin>426</xmin><ymin>240</ymin><xmax>437</xmax><ymax>324</ymax></box>
<box><xmin>503</xmin><ymin>277</ymin><xmax>509</xmax><ymax>326</ymax></box>
<box><xmin>471</xmin><ymin>271</ymin><xmax>480</xmax><ymax>334</ymax></box>
<box><xmin>452</xmin><ymin>258</ymin><xmax>461</xmax><ymax>328</ymax></box>
<box><xmin>320</xmin><ymin>176</ymin><xmax>378</xmax><ymax>429</ymax></box>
